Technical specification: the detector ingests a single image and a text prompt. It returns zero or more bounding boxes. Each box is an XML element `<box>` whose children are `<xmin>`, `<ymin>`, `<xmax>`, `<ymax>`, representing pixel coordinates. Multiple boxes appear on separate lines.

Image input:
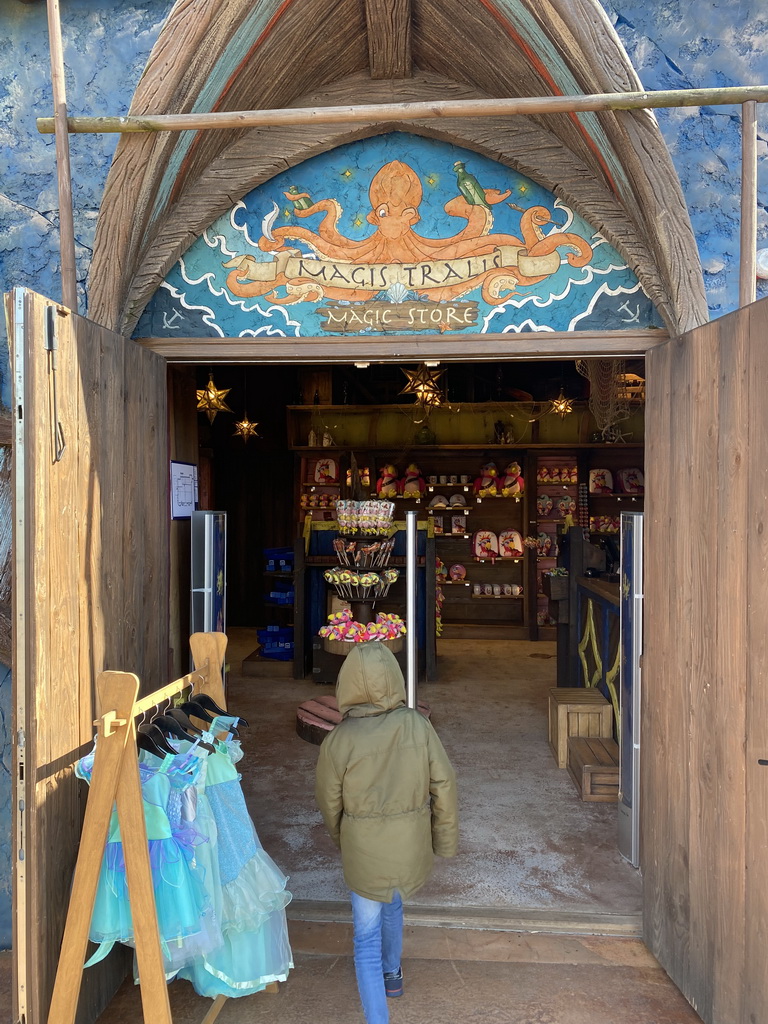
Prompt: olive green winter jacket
<box><xmin>314</xmin><ymin>643</ymin><xmax>458</xmax><ymax>902</ymax></box>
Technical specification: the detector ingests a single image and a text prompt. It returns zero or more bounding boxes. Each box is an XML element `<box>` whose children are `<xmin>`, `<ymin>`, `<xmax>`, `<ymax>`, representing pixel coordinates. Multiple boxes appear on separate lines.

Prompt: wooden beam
<box><xmin>365</xmin><ymin>0</ymin><xmax>412</xmax><ymax>79</ymax></box>
<box><xmin>45</xmin><ymin>0</ymin><xmax>78</xmax><ymax>311</ymax></box>
<box><xmin>36</xmin><ymin>84</ymin><xmax>768</xmax><ymax>135</ymax></box>
<box><xmin>137</xmin><ymin>329</ymin><xmax>669</xmax><ymax>363</ymax></box>
<box><xmin>740</xmin><ymin>100</ymin><xmax>757</xmax><ymax>308</ymax></box>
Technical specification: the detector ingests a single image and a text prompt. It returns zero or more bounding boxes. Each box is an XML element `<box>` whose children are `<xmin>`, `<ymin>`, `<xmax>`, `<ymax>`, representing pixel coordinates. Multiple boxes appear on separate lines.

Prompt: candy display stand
<box><xmin>323</xmin><ymin>636</ymin><xmax>404</xmax><ymax>656</ymax></box>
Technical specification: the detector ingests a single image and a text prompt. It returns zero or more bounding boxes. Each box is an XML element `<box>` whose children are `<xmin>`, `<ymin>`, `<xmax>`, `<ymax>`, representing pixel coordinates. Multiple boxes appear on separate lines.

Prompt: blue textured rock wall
<box><xmin>0</xmin><ymin>0</ymin><xmax>766</xmax><ymax>950</ymax></box>
<box><xmin>0</xmin><ymin>0</ymin><xmax>172</xmax><ymax>951</ymax></box>
<box><xmin>603</xmin><ymin>0</ymin><xmax>768</xmax><ymax>313</ymax></box>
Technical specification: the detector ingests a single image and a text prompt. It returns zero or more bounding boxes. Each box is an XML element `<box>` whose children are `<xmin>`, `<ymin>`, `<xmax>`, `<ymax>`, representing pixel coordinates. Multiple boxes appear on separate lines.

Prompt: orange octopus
<box><xmin>225</xmin><ymin>160</ymin><xmax>593</xmax><ymax>305</ymax></box>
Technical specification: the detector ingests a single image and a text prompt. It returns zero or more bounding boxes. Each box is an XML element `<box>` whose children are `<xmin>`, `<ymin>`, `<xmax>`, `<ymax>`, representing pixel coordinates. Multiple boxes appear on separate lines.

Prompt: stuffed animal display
<box><xmin>499</xmin><ymin>461</ymin><xmax>525</xmax><ymax>498</ymax></box>
<box><xmin>400</xmin><ymin>463</ymin><xmax>426</xmax><ymax>497</ymax></box>
<box><xmin>474</xmin><ymin>462</ymin><xmax>499</xmax><ymax>497</ymax></box>
<box><xmin>376</xmin><ymin>464</ymin><xmax>400</xmax><ymax>498</ymax></box>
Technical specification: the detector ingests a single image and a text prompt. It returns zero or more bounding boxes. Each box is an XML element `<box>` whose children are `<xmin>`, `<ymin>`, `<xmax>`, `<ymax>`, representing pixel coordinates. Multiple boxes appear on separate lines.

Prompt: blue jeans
<box><xmin>349</xmin><ymin>890</ymin><xmax>403</xmax><ymax>1024</ymax></box>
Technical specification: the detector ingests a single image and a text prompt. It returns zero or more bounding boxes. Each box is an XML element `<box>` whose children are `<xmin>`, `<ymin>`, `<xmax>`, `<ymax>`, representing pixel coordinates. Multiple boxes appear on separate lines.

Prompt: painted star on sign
<box><xmin>196</xmin><ymin>373</ymin><xmax>232</xmax><ymax>424</ymax></box>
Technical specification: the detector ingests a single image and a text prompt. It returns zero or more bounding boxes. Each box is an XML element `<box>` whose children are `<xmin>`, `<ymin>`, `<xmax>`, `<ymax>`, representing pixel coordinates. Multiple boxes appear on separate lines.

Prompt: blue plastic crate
<box><xmin>259</xmin><ymin>648</ymin><xmax>293</xmax><ymax>661</ymax></box>
<box><xmin>264</xmin><ymin>545</ymin><xmax>295</xmax><ymax>572</ymax></box>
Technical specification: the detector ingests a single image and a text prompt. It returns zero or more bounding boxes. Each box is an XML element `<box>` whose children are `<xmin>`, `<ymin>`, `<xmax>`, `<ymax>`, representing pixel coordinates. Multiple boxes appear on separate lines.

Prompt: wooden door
<box><xmin>643</xmin><ymin>297</ymin><xmax>768</xmax><ymax>1023</ymax></box>
<box><xmin>9</xmin><ymin>288</ymin><xmax>169</xmax><ymax>1024</ymax></box>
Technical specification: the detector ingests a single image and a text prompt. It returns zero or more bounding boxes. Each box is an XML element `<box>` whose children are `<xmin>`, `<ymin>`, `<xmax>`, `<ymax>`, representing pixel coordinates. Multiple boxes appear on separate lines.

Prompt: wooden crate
<box><xmin>567</xmin><ymin>736</ymin><xmax>619</xmax><ymax>801</ymax></box>
<box><xmin>542</xmin><ymin>573</ymin><xmax>569</xmax><ymax>601</ymax></box>
<box><xmin>548</xmin><ymin>687</ymin><xmax>613</xmax><ymax>768</ymax></box>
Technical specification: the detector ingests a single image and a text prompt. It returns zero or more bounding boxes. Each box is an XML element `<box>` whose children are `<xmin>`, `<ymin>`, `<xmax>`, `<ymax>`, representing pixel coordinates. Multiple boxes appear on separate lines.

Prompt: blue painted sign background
<box><xmin>136</xmin><ymin>133</ymin><xmax>663</xmax><ymax>338</ymax></box>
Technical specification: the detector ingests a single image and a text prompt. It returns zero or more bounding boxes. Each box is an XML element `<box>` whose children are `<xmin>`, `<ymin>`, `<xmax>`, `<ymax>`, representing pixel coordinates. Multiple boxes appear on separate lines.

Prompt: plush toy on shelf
<box><xmin>400</xmin><ymin>463</ymin><xmax>426</xmax><ymax>498</ymax></box>
<box><xmin>376</xmin><ymin>464</ymin><xmax>400</xmax><ymax>499</ymax></box>
<box><xmin>499</xmin><ymin>461</ymin><xmax>525</xmax><ymax>498</ymax></box>
<box><xmin>474</xmin><ymin>461</ymin><xmax>499</xmax><ymax>497</ymax></box>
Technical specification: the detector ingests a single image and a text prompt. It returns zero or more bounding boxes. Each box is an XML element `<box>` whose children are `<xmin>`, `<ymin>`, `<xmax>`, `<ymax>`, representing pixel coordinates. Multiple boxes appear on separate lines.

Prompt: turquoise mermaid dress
<box><xmin>176</xmin><ymin>715</ymin><xmax>294</xmax><ymax>997</ymax></box>
<box><xmin>76</xmin><ymin>746</ymin><xmax>220</xmax><ymax>976</ymax></box>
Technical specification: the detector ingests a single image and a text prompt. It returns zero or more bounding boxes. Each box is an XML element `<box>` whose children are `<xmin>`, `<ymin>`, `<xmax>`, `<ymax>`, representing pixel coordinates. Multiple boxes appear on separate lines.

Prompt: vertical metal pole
<box><xmin>46</xmin><ymin>0</ymin><xmax>78</xmax><ymax>312</ymax></box>
<box><xmin>739</xmin><ymin>99</ymin><xmax>757</xmax><ymax>308</ymax></box>
<box><xmin>405</xmin><ymin>510</ymin><xmax>418</xmax><ymax>709</ymax></box>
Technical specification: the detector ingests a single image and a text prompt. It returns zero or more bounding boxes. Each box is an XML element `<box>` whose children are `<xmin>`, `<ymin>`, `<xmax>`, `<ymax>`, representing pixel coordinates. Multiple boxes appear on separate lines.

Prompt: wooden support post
<box><xmin>739</xmin><ymin>100</ymin><xmax>757</xmax><ymax>308</ymax></box>
<box><xmin>190</xmin><ymin>631</ymin><xmax>228</xmax><ymax>710</ymax></box>
<box><xmin>46</xmin><ymin>672</ymin><xmax>139</xmax><ymax>1024</ymax></box>
<box><xmin>200</xmin><ymin>994</ymin><xmax>228</xmax><ymax>1024</ymax></box>
<box><xmin>365</xmin><ymin>0</ymin><xmax>412</xmax><ymax>79</ymax></box>
<box><xmin>45</xmin><ymin>0</ymin><xmax>78</xmax><ymax>312</ymax></box>
<box><xmin>115</xmin><ymin>730</ymin><xmax>173</xmax><ymax>1023</ymax></box>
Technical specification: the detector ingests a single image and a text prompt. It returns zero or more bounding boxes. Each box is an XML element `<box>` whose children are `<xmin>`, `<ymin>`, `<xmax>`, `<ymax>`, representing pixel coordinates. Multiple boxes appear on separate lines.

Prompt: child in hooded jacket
<box><xmin>315</xmin><ymin>643</ymin><xmax>458</xmax><ymax>1024</ymax></box>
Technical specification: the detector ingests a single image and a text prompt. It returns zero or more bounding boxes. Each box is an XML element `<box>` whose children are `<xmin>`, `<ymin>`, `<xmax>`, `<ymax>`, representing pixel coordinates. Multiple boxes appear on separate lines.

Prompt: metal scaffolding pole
<box><xmin>45</xmin><ymin>0</ymin><xmax>78</xmax><ymax>312</ymax></box>
<box><xmin>405</xmin><ymin>510</ymin><xmax>418</xmax><ymax>710</ymax></box>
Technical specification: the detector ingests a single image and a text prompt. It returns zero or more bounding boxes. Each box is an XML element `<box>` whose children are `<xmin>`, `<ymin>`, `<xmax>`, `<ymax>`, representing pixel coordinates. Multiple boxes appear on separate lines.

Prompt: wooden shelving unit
<box><xmin>287</xmin><ymin>404</ymin><xmax>644</xmax><ymax>646</ymax></box>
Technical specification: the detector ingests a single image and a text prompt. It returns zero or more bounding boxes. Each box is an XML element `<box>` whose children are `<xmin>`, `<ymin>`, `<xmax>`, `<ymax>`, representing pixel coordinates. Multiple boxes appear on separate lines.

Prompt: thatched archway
<box><xmin>89</xmin><ymin>0</ymin><xmax>707</xmax><ymax>336</ymax></box>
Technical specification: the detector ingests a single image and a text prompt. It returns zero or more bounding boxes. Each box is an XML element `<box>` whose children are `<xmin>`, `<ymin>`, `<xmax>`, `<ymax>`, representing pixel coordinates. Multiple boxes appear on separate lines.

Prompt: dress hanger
<box><xmin>155</xmin><ymin>710</ymin><xmax>215</xmax><ymax>753</ymax></box>
<box><xmin>178</xmin><ymin>700</ymin><xmax>216</xmax><ymax>724</ymax></box>
<box><xmin>137</xmin><ymin>722</ymin><xmax>178</xmax><ymax>758</ymax></box>
<box><xmin>188</xmin><ymin>692</ymin><xmax>249</xmax><ymax>727</ymax></box>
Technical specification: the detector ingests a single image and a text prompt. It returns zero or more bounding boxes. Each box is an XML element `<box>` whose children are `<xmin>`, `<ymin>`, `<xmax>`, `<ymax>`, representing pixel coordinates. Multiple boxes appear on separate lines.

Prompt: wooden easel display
<box><xmin>46</xmin><ymin>632</ymin><xmax>275</xmax><ymax>1024</ymax></box>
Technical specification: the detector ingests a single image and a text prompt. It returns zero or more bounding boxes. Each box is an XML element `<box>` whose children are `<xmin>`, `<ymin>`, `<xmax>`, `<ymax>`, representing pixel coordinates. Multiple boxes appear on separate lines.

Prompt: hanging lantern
<box><xmin>550</xmin><ymin>388</ymin><xmax>574</xmax><ymax>419</ymax></box>
<box><xmin>400</xmin><ymin>363</ymin><xmax>445</xmax><ymax>408</ymax></box>
<box><xmin>233</xmin><ymin>413</ymin><xmax>261</xmax><ymax>442</ymax></box>
<box><xmin>196</xmin><ymin>371</ymin><xmax>232</xmax><ymax>424</ymax></box>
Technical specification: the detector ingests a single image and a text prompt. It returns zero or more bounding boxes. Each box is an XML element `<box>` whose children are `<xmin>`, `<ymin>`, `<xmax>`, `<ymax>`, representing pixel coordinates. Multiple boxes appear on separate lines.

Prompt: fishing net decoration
<box><xmin>575</xmin><ymin>358</ymin><xmax>632</xmax><ymax>442</ymax></box>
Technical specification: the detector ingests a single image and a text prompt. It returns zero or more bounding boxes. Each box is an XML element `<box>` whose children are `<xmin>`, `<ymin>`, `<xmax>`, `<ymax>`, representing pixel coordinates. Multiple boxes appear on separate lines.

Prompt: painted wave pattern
<box><xmin>135</xmin><ymin>133</ymin><xmax>663</xmax><ymax>338</ymax></box>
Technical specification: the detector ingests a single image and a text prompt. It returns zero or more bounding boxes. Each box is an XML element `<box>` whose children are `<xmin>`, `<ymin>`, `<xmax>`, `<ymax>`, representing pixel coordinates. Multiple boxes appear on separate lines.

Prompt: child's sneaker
<box><xmin>384</xmin><ymin>968</ymin><xmax>403</xmax><ymax>998</ymax></box>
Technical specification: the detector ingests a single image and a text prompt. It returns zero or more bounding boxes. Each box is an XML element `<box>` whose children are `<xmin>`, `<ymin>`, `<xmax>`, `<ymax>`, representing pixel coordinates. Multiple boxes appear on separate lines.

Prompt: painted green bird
<box><xmin>285</xmin><ymin>185</ymin><xmax>313</xmax><ymax>211</ymax></box>
<box><xmin>453</xmin><ymin>161</ymin><xmax>490</xmax><ymax>208</ymax></box>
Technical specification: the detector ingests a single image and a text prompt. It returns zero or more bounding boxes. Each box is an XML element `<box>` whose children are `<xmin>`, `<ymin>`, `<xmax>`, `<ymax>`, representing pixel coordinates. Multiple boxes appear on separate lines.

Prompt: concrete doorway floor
<box><xmin>228</xmin><ymin>629</ymin><xmax>642</xmax><ymax>925</ymax></box>
<box><xmin>90</xmin><ymin>627</ymin><xmax>700</xmax><ymax>1022</ymax></box>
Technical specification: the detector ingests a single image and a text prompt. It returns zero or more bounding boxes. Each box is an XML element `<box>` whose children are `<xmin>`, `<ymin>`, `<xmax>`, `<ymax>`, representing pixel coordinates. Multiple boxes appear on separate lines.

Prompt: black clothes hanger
<box><xmin>156</xmin><ymin>710</ymin><xmax>215</xmax><ymax>753</ymax></box>
<box><xmin>165</xmin><ymin>707</ymin><xmax>204</xmax><ymax>735</ymax></box>
<box><xmin>151</xmin><ymin>714</ymin><xmax>196</xmax><ymax>742</ymax></box>
<box><xmin>137</xmin><ymin>722</ymin><xmax>178</xmax><ymax>758</ymax></box>
<box><xmin>190</xmin><ymin>692</ymin><xmax>249</xmax><ymax>728</ymax></box>
<box><xmin>189</xmin><ymin>692</ymin><xmax>227</xmax><ymax>716</ymax></box>
<box><xmin>178</xmin><ymin>701</ymin><xmax>216</xmax><ymax>724</ymax></box>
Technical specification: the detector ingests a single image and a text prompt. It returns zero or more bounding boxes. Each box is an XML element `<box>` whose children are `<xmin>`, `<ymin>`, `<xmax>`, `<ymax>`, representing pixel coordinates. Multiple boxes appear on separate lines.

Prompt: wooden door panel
<box><xmin>11</xmin><ymin>289</ymin><xmax>169</xmax><ymax>1024</ymax></box>
<box><xmin>644</xmin><ymin>298</ymin><xmax>768</xmax><ymax>1024</ymax></box>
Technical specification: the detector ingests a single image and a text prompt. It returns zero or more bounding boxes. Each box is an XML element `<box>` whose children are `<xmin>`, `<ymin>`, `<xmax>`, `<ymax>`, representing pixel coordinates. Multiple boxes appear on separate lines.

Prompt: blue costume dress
<box><xmin>176</xmin><ymin>715</ymin><xmax>294</xmax><ymax>997</ymax></box>
<box><xmin>76</xmin><ymin>745</ymin><xmax>220</xmax><ymax>976</ymax></box>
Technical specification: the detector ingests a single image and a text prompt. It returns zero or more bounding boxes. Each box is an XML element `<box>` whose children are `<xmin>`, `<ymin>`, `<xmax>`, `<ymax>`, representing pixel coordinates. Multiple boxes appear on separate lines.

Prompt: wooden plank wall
<box><xmin>14</xmin><ymin>290</ymin><xmax>169</xmax><ymax>1024</ymax></box>
<box><xmin>644</xmin><ymin>298</ymin><xmax>768</xmax><ymax>1023</ymax></box>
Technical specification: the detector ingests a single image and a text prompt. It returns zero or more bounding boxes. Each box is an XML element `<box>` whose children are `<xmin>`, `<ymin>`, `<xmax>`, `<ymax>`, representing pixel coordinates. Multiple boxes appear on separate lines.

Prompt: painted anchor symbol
<box><xmin>162</xmin><ymin>310</ymin><xmax>183</xmax><ymax>329</ymax></box>
<box><xmin>618</xmin><ymin>301</ymin><xmax>640</xmax><ymax>324</ymax></box>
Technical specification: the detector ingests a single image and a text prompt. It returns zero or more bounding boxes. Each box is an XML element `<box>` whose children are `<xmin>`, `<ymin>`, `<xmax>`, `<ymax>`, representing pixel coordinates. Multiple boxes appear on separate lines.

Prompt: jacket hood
<box><xmin>336</xmin><ymin>643</ymin><xmax>407</xmax><ymax>717</ymax></box>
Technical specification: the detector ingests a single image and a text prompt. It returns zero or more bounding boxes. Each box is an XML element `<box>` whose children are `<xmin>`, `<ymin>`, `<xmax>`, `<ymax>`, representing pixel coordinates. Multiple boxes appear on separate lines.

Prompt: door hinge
<box><xmin>44</xmin><ymin>304</ymin><xmax>66</xmax><ymax>462</ymax></box>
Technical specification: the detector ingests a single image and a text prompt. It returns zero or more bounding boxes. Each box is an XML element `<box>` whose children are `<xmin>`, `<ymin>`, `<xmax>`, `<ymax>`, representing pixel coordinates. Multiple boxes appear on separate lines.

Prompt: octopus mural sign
<box><xmin>136</xmin><ymin>134</ymin><xmax>664</xmax><ymax>339</ymax></box>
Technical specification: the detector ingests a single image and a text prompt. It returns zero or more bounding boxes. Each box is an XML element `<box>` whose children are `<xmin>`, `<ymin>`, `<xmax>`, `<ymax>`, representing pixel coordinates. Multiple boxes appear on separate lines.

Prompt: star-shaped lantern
<box><xmin>550</xmin><ymin>388</ymin><xmax>574</xmax><ymax>419</ymax></box>
<box><xmin>233</xmin><ymin>413</ymin><xmax>261</xmax><ymax>442</ymax></box>
<box><xmin>400</xmin><ymin>363</ymin><xmax>445</xmax><ymax>408</ymax></box>
<box><xmin>196</xmin><ymin>372</ymin><xmax>232</xmax><ymax>424</ymax></box>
